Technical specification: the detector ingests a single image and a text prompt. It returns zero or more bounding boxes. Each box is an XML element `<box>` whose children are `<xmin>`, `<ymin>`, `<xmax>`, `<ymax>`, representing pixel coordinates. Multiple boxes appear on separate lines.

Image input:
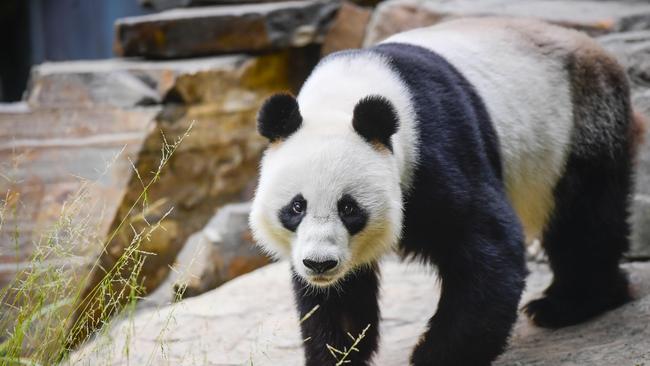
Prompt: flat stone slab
<box><xmin>28</xmin><ymin>55</ymin><xmax>253</xmax><ymax>108</ymax></box>
<box><xmin>365</xmin><ymin>0</ymin><xmax>650</xmax><ymax>45</ymax></box>
<box><xmin>70</xmin><ymin>260</ymin><xmax>650</xmax><ymax>365</ymax></box>
<box><xmin>139</xmin><ymin>0</ymin><xmax>283</xmax><ymax>11</ymax></box>
<box><xmin>115</xmin><ymin>0</ymin><xmax>340</xmax><ymax>58</ymax></box>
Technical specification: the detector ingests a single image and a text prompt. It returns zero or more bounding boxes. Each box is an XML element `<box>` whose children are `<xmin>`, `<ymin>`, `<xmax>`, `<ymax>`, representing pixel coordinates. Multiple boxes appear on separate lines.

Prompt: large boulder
<box><xmin>364</xmin><ymin>0</ymin><xmax>650</xmax><ymax>45</ymax></box>
<box><xmin>69</xmin><ymin>259</ymin><xmax>650</xmax><ymax>365</ymax></box>
<box><xmin>115</xmin><ymin>1</ymin><xmax>340</xmax><ymax>58</ymax></box>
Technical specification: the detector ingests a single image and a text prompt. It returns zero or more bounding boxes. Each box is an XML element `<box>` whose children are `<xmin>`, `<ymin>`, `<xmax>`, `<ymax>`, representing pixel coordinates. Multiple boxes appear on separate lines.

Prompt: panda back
<box><xmin>383</xmin><ymin>18</ymin><xmax>584</xmax><ymax>240</ymax></box>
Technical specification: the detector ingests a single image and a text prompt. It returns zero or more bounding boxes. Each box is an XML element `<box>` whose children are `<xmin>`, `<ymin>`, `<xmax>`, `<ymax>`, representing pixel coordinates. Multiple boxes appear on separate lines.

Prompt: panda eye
<box><xmin>338</xmin><ymin>197</ymin><xmax>359</xmax><ymax>217</ymax></box>
<box><xmin>341</xmin><ymin>202</ymin><xmax>356</xmax><ymax>216</ymax></box>
<box><xmin>337</xmin><ymin>194</ymin><xmax>368</xmax><ymax>235</ymax></box>
<box><xmin>292</xmin><ymin>199</ymin><xmax>306</xmax><ymax>214</ymax></box>
<box><xmin>279</xmin><ymin>194</ymin><xmax>306</xmax><ymax>232</ymax></box>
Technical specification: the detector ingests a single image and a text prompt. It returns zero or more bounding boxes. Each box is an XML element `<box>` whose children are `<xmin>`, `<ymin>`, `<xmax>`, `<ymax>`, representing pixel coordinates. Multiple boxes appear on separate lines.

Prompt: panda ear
<box><xmin>352</xmin><ymin>95</ymin><xmax>399</xmax><ymax>151</ymax></box>
<box><xmin>257</xmin><ymin>93</ymin><xmax>302</xmax><ymax>142</ymax></box>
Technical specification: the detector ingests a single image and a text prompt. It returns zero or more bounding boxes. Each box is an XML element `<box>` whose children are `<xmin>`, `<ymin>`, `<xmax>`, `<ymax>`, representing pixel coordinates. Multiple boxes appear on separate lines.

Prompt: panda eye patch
<box><xmin>337</xmin><ymin>195</ymin><xmax>368</xmax><ymax>235</ymax></box>
<box><xmin>279</xmin><ymin>194</ymin><xmax>307</xmax><ymax>232</ymax></box>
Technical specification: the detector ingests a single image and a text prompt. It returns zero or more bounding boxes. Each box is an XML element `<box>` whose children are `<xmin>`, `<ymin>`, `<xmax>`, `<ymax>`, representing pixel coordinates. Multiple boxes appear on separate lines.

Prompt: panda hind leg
<box><xmin>523</xmin><ymin>133</ymin><xmax>635</xmax><ymax>328</ymax></box>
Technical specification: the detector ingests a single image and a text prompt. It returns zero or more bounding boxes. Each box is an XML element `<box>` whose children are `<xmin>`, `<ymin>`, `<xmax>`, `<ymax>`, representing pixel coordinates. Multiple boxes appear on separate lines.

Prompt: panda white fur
<box><xmin>249</xmin><ymin>17</ymin><xmax>644</xmax><ymax>366</ymax></box>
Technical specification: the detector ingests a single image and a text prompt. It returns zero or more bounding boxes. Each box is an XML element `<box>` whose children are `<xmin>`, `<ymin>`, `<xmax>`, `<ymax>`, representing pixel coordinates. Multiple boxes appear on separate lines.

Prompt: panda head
<box><xmin>250</xmin><ymin>93</ymin><xmax>403</xmax><ymax>287</ymax></box>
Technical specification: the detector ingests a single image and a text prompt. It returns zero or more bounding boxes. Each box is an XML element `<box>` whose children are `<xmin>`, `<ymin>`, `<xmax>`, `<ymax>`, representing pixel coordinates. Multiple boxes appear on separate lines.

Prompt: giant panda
<box><xmin>249</xmin><ymin>17</ymin><xmax>644</xmax><ymax>366</ymax></box>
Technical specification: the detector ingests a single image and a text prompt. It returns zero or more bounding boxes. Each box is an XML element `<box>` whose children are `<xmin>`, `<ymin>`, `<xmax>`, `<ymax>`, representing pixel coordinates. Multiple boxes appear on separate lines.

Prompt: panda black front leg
<box><xmin>408</xmin><ymin>200</ymin><xmax>527</xmax><ymax>365</ymax></box>
<box><xmin>292</xmin><ymin>264</ymin><xmax>381</xmax><ymax>366</ymax></box>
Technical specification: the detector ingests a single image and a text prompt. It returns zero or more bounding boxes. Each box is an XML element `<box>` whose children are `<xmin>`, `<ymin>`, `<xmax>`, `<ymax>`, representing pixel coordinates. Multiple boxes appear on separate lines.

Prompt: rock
<box><xmin>183</xmin><ymin>201</ymin><xmax>268</xmax><ymax>297</ymax></box>
<box><xmin>27</xmin><ymin>62</ymin><xmax>161</xmax><ymax>109</ymax></box>
<box><xmin>0</xmin><ymin>104</ymin><xmax>159</xmax><ymax>286</ymax></box>
<box><xmin>364</xmin><ymin>0</ymin><xmax>650</xmax><ymax>45</ymax></box>
<box><xmin>321</xmin><ymin>1</ymin><xmax>372</xmax><ymax>56</ymax></box>
<box><xmin>26</xmin><ymin>53</ymin><xmax>315</xmax><ymax>108</ymax></box>
<box><xmin>141</xmin><ymin>202</ymin><xmax>268</xmax><ymax>308</ymax></box>
<box><xmin>599</xmin><ymin>31</ymin><xmax>650</xmax><ymax>93</ymax></box>
<box><xmin>115</xmin><ymin>1</ymin><xmax>340</xmax><ymax>59</ymax></box>
<box><xmin>138</xmin><ymin>0</ymin><xmax>283</xmax><ymax>11</ymax></box>
<box><xmin>69</xmin><ymin>260</ymin><xmax>650</xmax><ymax>365</ymax></box>
<box><xmin>630</xmin><ymin>90</ymin><xmax>650</xmax><ymax>259</ymax></box>
<box><xmin>138</xmin><ymin>0</ymin><xmax>382</xmax><ymax>11</ymax></box>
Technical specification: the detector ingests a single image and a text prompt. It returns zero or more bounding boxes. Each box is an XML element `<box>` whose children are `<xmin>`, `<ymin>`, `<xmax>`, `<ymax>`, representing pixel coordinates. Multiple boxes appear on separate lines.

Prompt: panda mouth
<box><xmin>306</xmin><ymin>272</ymin><xmax>342</xmax><ymax>287</ymax></box>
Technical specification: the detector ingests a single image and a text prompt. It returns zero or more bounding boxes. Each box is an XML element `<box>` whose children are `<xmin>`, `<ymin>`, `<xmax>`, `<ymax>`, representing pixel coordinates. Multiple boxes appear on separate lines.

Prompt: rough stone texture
<box><xmin>115</xmin><ymin>1</ymin><xmax>340</xmax><ymax>59</ymax></box>
<box><xmin>26</xmin><ymin>50</ymin><xmax>318</xmax><ymax>109</ymax></box>
<box><xmin>139</xmin><ymin>0</ymin><xmax>284</xmax><ymax>11</ymax></box>
<box><xmin>321</xmin><ymin>1</ymin><xmax>372</xmax><ymax>56</ymax></box>
<box><xmin>138</xmin><ymin>0</ymin><xmax>382</xmax><ymax>11</ymax></box>
<box><xmin>70</xmin><ymin>260</ymin><xmax>650</xmax><ymax>365</ymax></box>
<box><xmin>364</xmin><ymin>0</ymin><xmax>650</xmax><ymax>45</ymax></box>
<box><xmin>599</xmin><ymin>31</ymin><xmax>650</xmax><ymax>94</ymax></box>
<box><xmin>27</xmin><ymin>57</ymin><xmax>256</xmax><ymax>108</ymax></box>
<box><xmin>140</xmin><ymin>202</ymin><xmax>268</xmax><ymax>308</ymax></box>
<box><xmin>0</xmin><ymin>105</ymin><xmax>158</xmax><ymax>285</ymax></box>
<box><xmin>629</xmin><ymin>91</ymin><xmax>650</xmax><ymax>259</ymax></box>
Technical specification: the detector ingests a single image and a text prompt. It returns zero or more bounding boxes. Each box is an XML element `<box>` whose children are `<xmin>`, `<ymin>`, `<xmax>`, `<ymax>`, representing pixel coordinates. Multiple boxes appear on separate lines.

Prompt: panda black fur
<box><xmin>250</xmin><ymin>17</ymin><xmax>643</xmax><ymax>366</ymax></box>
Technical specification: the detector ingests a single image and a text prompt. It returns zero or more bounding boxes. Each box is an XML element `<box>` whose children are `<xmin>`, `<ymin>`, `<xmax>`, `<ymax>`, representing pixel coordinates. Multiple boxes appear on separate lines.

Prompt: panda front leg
<box><xmin>292</xmin><ymin>264</ymin><xmax>381</xmax><ymax>366</ymax></box>
<box><xmin>410</xmin><ymin>209</ymin><xmax>527</xmax><ymax>365</ymax></box>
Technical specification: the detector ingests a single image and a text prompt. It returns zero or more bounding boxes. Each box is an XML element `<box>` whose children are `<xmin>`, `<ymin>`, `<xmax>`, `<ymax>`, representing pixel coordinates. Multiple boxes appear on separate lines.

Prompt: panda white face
<box><xmin>250</xmin><ymin>95</ymin><xmax>403</xmax><ymax>287</ymax></box>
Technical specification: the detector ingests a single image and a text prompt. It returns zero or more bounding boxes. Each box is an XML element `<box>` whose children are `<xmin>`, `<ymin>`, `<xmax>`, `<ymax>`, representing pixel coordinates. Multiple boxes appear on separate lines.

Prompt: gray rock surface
<box><xmin>70</xmin><ymin>260</ymin><xmax>650</xmax><ymax>365</ymax></box>
<box><xmin>321</xmin><ymin>1</ymin><xmax>373</xmax><ymax>56</ymax></box>
<box><xmin>141</xmin><ymin>202</ymin><xmax>268</xmax><ymax>308</ymax></box>
<box><xmin>115</xmin><ymin>1</ymin><xmax>340</xmax><ymax>58</ymax></box>
<box><xmin>0</xmin><ymin>105</ymin><xmax>159</xmax><ymax>285</ymax></box>
<box><xmin>599</xmin><ymin>31</ymin><xmax>650</xmax><ymax>93</ymax></box>
<box><xmin>139</xmin><ymin>0</ymin><xmax>283</xmax><ymax>11</ymax></box>
<box><xmin>364</xmin><ymin>0</ymin><xmax>650</xmax><ymax>45</ymax></box>
<box><xmin>27</xmin><ymin>56</ymin><xmax>257</xmax><ymax>108</ymax></box>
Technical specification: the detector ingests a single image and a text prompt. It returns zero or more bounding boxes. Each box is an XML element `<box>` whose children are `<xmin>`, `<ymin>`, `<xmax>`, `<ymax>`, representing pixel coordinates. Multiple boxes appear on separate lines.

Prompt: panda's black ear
<box><xmin>257</xmin><ymin>93</ymin><xmax>302</xmax><ymax>142</ymax></box>
<box><xmin>352</xmin><ymin>95</ymin><xmax>399</xmax><ymax>151</ymax></box>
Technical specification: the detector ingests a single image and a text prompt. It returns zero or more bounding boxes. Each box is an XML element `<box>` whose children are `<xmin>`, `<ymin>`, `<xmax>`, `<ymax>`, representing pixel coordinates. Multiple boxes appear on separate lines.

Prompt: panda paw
<box><xmin>524</xmin><ymin>296</ymin><xmax>579</xmax><ymax>328</ymax></box>
<box><xmin>410</xmin><ymin>341</ymin><xmax>493</xmax><ymax>366</ymax></box>
<box><xmin>524</xmin><ymin>290</ymin><xmax>631</xmax><ymax>329</ymax></box>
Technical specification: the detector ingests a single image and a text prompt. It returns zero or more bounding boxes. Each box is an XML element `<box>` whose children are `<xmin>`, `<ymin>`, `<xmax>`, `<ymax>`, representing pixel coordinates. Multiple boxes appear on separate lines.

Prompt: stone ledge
<box><xmin>364</xmin><ymin>0</ymin><xmax>650</xmax><ymax>45</ymax></box>
<box><xmin>27</xmin><ymin>55</ymin><xmax>251</xmax><ymax>109</ymax></box>
<box><xmin>115</xmin><ymin>0</ymin><xmax>340</xmax><ymax>58</ymax></box>
<box><xmin>26</xmin><ymin>48</ymin><xmax>317</xmax><ymax>109</ymax></box>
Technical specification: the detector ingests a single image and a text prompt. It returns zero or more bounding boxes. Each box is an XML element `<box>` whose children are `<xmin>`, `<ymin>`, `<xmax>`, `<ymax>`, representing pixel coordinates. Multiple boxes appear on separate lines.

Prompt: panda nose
<box><xmin>303</xmin><ymin>259</ymin><xmax>338</xmax><ymax>274</ymax></box>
